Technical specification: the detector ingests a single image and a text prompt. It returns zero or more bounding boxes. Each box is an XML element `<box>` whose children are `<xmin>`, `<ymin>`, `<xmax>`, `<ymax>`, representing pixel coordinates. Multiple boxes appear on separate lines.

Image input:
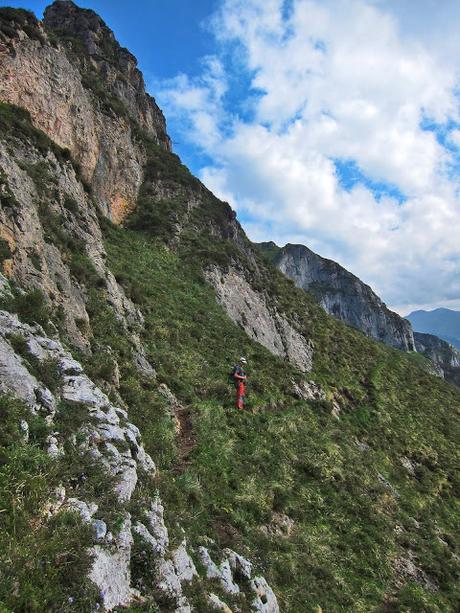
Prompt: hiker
<box><xmin>231</xmin><ymin>357</ymin><xmax>247</xmax><ymax>410</ymax></box>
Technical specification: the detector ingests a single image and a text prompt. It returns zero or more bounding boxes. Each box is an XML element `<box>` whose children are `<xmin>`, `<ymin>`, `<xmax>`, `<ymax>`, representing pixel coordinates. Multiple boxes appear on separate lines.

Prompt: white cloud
<box><xmin>155</xmin><ymin>0</ymin><xmax>460</xmax><ymax>311</ymax></box>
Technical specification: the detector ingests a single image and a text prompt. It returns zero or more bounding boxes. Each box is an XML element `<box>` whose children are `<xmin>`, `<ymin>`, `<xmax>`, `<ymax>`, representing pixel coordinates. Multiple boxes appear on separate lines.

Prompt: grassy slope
<box><xmin>100</xmin><ymin>221</ymin><xmax>460</xmax><ymax>612</ymax></box>
<box><xmin>0</xmin><ymin>101</ymin><xmax>459</xmax><ymax>611</ymax></box>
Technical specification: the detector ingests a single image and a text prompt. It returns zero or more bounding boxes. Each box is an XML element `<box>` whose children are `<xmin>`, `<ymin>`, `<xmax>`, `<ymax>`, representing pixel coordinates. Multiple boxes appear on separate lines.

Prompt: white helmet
<box><xmin>240</xmin><ymin>357</ymin><xmax>247</xmax><ymax>364</ymax></box>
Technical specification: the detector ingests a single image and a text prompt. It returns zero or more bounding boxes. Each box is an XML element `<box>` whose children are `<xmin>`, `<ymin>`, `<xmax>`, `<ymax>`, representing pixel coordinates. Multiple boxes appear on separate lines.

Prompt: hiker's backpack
<box><xmin>228</xmin><ymin>365</ymin><xmax>237</xmax><ymax>383</ymax></box>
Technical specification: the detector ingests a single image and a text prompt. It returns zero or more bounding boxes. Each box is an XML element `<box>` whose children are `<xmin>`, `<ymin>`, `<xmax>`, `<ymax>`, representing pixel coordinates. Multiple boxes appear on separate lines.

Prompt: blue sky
<box><xmin>2</xmin><ymin>0</ymin><xmax>460</xmax><ymax>314</ymax></box>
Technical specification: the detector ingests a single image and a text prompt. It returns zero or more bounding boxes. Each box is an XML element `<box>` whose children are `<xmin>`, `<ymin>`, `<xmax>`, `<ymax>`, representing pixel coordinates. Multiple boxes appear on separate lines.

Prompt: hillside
<box><xmin>0</xmin><ymin>3</ymin><xmax>459</xmax><ymax>612</ymax></box>
<box><xmin>407</xmin><ymin>309</ymin><xmax>460</xmax><ymax>350</ymax></box>
<box><xmin>256</xmin><ymin>243</ymin><xmax>460</xmax><ymax>388</ymax></box>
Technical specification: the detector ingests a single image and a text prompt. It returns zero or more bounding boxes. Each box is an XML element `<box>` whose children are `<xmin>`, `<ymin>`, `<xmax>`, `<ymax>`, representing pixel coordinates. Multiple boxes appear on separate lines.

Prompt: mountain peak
<box><xmin>44</xmin><ymin>0</ymin><xmax>135</xmax><ymax>63</ymax></box>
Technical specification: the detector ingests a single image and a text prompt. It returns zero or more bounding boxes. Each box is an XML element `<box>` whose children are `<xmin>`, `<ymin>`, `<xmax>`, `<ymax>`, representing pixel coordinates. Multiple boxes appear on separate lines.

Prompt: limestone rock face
<box><xmin>206</xmin><ymin>265</ymin><xmax>313</xmax><ymax>372</ymax></box>
<box><xmin>414</xmin><ymin>331</ymin><xmax>460</xmax><ymax>386</ymax></box>
<box><xmin>0</xmin><ymin>1</ymin><xmax>169</xmax><ymax>223</ymax></box>
<box><xmin>259</xmin><ymin>242</ymin><xmax>415</xmax><ymax>352</ymax></box>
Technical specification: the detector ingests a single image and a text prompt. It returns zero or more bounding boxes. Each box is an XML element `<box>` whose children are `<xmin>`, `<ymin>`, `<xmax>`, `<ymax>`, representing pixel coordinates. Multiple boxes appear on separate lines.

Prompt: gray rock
<box><xmin>377</xmin><ymin>473</ymin><xmax>399</xmax><ymax>497</ymax></box>
<box><xmin>174</xmin><ymin>597</ymin><xmax>192</xmax><ymax>613</ymax></box>
<box><xmin>259</xmin><ymin>242</ymin><xmax>416</xmax><ymax>352</ymax></box>
<box><xmin>66</xmin><ymin>498</ymin><xmax>98</xmax><ymax>523</ymax></box>
<box><xmin>208</xmin><ymin>593</ymin><xmax>232</xmax><ymax>612</ymax></box>
<box><xmin>400</xmin><ymin>456</ymin><xmax>416</xmax><ymax>476</ymax></box>
<box><xmin>355</xmin><ymin>438</ymin><xmax>370</xmax><ymax>452</ymax></box>
<box><xmin>89</xmin><ymin>516</ymin><xmax>134</xmax><ymax>611</ymax></box>
<box><xmin>173</xmin><ymin>541</ymin><xmax>198</xmax><ymax>583</ymax></box>
<box><xmin>219</xmin><ymin>558</ymin><xmax>240</xmax><ymax>594</ymax></box>
<box><xmin>224</xmin><ymin>548</ymin><xmax>252</xmax><ymax>580</ymax></box>
<box><xmin>261</xmin><ymin>512</ymin><xmax>294</xmax><ymax>538</ymax></box>
<box><xmin>157</xmin><ymin>559</ymin><xmax>182</xmax><ymax>598</ymax></box>
<box><xmin>197</xmin><ymin>546</ymin><xmax>221</xmax><ymax>580</ymax></box>
<box><xmin>250</xmin><ymin>576</ymin><xmax>280</xmax><ymax>612</ymax></box>
<box><xmin>206</xmin><ymin>266</ymin><xmax>313</xmax><ymax>372</ymax></box>
<box><xmin>414</xmin><ymin>331</ymin><xmax>460</xmax><ymax>387</ymax></box>
<box><xmin>291</xmin><ymin>379</ymin><xmax>326</xmax><ymax>401</ymax></box>
<box><xmin>46</xmin><ymin>434</ymin><xmax>63</xmax><ymax>458</ymax></box>
<box><xmin>92</xmin><ymin>519</ymin><xmax>108</xmax><ymax>540</ymax></box>
<box><xmin>62</xmin><ymin>375</ymin><xmax>110</xmax><ymax>409</ymax></box>
<box><xmin>144</xmin><ymin>497</ymin><xmax>169</xmax><ymax>555</ymax></box>
<box><xmin>19</xmin><ymin>419</ymin><xmax>29</xmax><ymax>442</ymax></box>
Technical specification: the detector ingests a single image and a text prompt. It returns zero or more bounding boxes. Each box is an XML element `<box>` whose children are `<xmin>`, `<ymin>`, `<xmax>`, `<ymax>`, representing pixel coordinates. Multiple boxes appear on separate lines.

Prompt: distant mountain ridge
<box><xmin>258</xmin><ymin>242</ymin><xmax>460</xmax><ymax>387</ymax></box>
<box><xmin>258</xmin><ymin>241</ymin><xmax>416</xmax><ymax>351</ymax></box>
<box><xmin>407</xmin><ymin>308</ymin><xmax>460</xmax><ymax>350</ymax></box>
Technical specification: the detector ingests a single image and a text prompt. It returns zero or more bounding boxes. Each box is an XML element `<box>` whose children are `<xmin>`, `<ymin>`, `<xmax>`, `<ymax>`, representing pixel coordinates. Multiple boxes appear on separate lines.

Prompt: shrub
<box><xmin>0</xmin><ymin>237</ymin><xmax>11</xmax><ymax>262</ymax></box>
<box><xmin>0</xmin><ymin>167</ymin><xmax>19</xmax><ymax>209</ymax></box>
<box><xmin>11</xmin><ymin>288</ymin><xmax>50</xmax><ymax>328</ymax></box>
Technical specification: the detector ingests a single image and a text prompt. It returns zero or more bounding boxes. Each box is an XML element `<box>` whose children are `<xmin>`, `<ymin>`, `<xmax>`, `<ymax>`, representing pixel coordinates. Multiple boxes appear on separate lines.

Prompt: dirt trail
<box><xmin>174</xmin><ymin>404</ymin><xmax>196</xmax><ymax>473</ymax></box>
<box><xmin>158</xmin><ymin>383</ymin><xmax>197</xmax><ymax>474</ymax></box>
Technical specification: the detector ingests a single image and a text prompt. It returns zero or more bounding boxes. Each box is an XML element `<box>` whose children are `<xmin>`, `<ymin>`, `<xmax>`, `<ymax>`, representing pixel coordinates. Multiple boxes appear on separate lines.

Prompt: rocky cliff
<box><xmin>0</xmin><ymin>2</ymin><xmax>169</xmax><ymax>224</ymax></box>
<box><xmin>414</xmin><ymin>331</ymin><xmax>460</xmax><ymax>387</ymax></box>
<box><xmin>258</xmin><ymin>242</ymin><xmax>416</xmax><ymax>351</ymax></box>
<box><xmin>0</xmin><ymin>3</ymin><xmax>459</xmax><ymax>613</ymax></box>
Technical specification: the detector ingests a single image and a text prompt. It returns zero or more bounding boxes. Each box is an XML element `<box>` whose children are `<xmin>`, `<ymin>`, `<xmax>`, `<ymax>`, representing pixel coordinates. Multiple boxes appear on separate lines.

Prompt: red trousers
<box><xmin>236</xmin><ymin>381</ymin><xmax>246</xmax><ymax>409</ymax></box>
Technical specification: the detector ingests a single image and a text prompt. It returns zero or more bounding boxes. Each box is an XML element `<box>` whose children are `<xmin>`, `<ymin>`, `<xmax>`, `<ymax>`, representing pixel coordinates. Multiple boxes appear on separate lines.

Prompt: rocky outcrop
<box><xmin>259</xmin><ymin>242</ymin><xmax>416</xmax><ymax>352</ymax></box>
<box><xmin>0</xmin><ymin>2</ymin><xmax>169</xmax><ymax>223</ymax></box>
<box><xmin>414</xmin><ymin>332</ymin><xmax>460</xmax><ymax>387</ymax></box>
<box><xmin>0</xmin><ymin>132</ymin><xmax>147</xmax><ymax>352</ymax></box>
<box><xmin>0</xmin><ymin>301</ymin><xmax>279</xmax><ymax>612</ymax></box>
<box><xmin>206</xmin><ymin>265</ymin><xmax>313</xmax><ymax>372</ymax></box>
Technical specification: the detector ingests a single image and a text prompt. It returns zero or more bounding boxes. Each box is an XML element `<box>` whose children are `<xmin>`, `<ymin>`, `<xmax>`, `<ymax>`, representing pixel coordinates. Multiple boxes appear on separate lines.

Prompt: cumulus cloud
<box><xmin>155</xmin><ymin>0</ymin><xmax>460</xmax><ymax>311</ymax></box>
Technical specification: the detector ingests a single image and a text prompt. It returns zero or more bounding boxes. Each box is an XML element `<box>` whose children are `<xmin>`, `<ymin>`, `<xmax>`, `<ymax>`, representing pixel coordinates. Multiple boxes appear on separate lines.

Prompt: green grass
<box><xmin>0</xmin><ymin>92</ymin><xmax>458</xmax><ymax>611</ymax></box>
<box><xmin>95</xmin><ymin>221</ymin><xmax>460</xmax><ymax>612</ymax></box>
<box><xmin>0</xmin><ymin>396</ymin><xmax>100</xmax><ymax>612</ymax></box>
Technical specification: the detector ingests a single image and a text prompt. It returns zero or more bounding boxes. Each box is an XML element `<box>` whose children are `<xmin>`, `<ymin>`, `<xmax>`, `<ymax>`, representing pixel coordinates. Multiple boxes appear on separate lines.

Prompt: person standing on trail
<box><xmin>232</xmin><ymin>357</ymin><xmax>247</xmax><ymax>410</ymax></box>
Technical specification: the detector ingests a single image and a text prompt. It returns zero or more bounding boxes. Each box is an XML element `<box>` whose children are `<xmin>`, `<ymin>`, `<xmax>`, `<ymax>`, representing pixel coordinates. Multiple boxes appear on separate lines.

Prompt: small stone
<box><xmin>250</xmin><ymin>576</ymin><xmax>280</xmax><ymax>612</ymax></box>
<box><xmin>19</xmin><ymin>419</ymin><xmax>29</xmax><ymax>441</ymax></box>
<box><xmin>208</xmin><ymin>593</ymin><xmax>232</xmax><ymax>612</ymax></box>
<box><xmin>173</xmin><ymin>541</ymin><xmax>198</xmax><ymax>582</ymax></box>
<box><xmin>67</xmin><ymin>498</ymin><xmax>98</xmax><ymax>523</ymax></box>
<box><xmin>92</xmin><ymin>519</ymin><xmax>107</xmax><ymax>540</ymax></box>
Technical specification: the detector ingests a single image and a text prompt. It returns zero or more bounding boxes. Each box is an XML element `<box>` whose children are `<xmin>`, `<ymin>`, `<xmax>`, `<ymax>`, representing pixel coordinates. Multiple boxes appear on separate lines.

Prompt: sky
<box><xmin>2</xmin><ymin>0</ymin><xmax>460</xmax><ymax>315</ymax></box>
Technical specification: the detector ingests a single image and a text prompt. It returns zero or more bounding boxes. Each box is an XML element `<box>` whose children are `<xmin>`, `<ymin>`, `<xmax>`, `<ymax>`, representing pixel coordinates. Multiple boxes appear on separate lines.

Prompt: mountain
<box><xmin>256</xmin><ymin>244</ymin><xmax>460</xmax><ymax>388</ymax></box>
<box><xmin>258</xmin><ymin>242</ymin><xmax>416</xmax><ymax>351</ymax></box>
<box><xmin>407</xmin><ymin>308</ymin><xmax>460</xmax><ymax>350</ymax></box>
<box><xmin>413</xmin><ymin>332</ymin><xmax>460</xmax><ymax>386</ymax></box>
<box><xmin>0</xmin><ymin>3</ymin><xmax>459</xmax><ymax>612</ymax></box>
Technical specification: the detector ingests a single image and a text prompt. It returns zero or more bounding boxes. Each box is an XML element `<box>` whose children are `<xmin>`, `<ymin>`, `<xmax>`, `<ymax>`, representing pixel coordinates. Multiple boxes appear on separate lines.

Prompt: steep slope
<box><xmin>258</xmin><ymin>241</ymin><xmax>416</xmax><ymax>351</ymax></box>
<box><xmin>408</xmin><ymin>308</ymin><xmax>460</xmax><ymax>350</ymax></box>
<box><xmin>0</xmin><ymin>3</ymin><xmax>459</xmax><ymax>612</ymax></box>
<box><xmin>413</xmin><ymin>332</ymin><xmax>460</xmax><ymax>386</ymax></box>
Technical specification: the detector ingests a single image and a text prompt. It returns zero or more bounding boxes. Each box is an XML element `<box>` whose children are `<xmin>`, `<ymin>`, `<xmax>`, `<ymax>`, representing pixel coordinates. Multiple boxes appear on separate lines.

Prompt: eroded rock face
<box><xmin>206</xmin><ymin>266</ymin><xmax>313</xmax><ymax>372</ymax></box>
<box><xmin>0</xmin><ymin>1</ymin><xmax>169</xmax><ymax>223</ymax></box>
<box><xmin>414</xmin><ymin>331</ymin><xmax>460</xmax><ymax>387</ymax></box>
<box><xmin>259</xmin><ymin>242</ymin><xmax>416</xmax><ymax>352</ymax></box>
<box><xmin>197</xmin><ymin>547</ymin><xmax>280</xmax><ymax>613</ymax></box>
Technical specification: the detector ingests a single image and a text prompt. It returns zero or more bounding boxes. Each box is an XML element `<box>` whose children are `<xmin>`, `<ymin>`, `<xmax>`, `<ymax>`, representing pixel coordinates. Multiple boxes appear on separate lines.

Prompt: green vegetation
<box><xmin>96</xmin><ymin>218</ymin><xmax>460</xmax><ymax>611</ymax></box>
<box><xmin>0</xmin><ymin>396</ymin><xmax>100</xmax><ymax>612</ymax></box>
<box><xmin>0</xmin><ymin>7</ymin><xmax>45</xmax><ymax>47</ymax></box>
<box><xmin>0</xmin><ymin>237</ymin><xmax>11</xmax><ymax>262</ymax></box>
<box><xmin>0</xmin><ymin>73</ymin><xmax>458</xmax><ymax>611</ymax></box>
<box><xmin>0</xmin><ymin>287</ymin><xmax>51</xmax><ymax>329</ymax></box>
<box><xmin>0</xmin><ymin>166</ymin><xmax>19</xmax><ymax>209</ymax></box>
